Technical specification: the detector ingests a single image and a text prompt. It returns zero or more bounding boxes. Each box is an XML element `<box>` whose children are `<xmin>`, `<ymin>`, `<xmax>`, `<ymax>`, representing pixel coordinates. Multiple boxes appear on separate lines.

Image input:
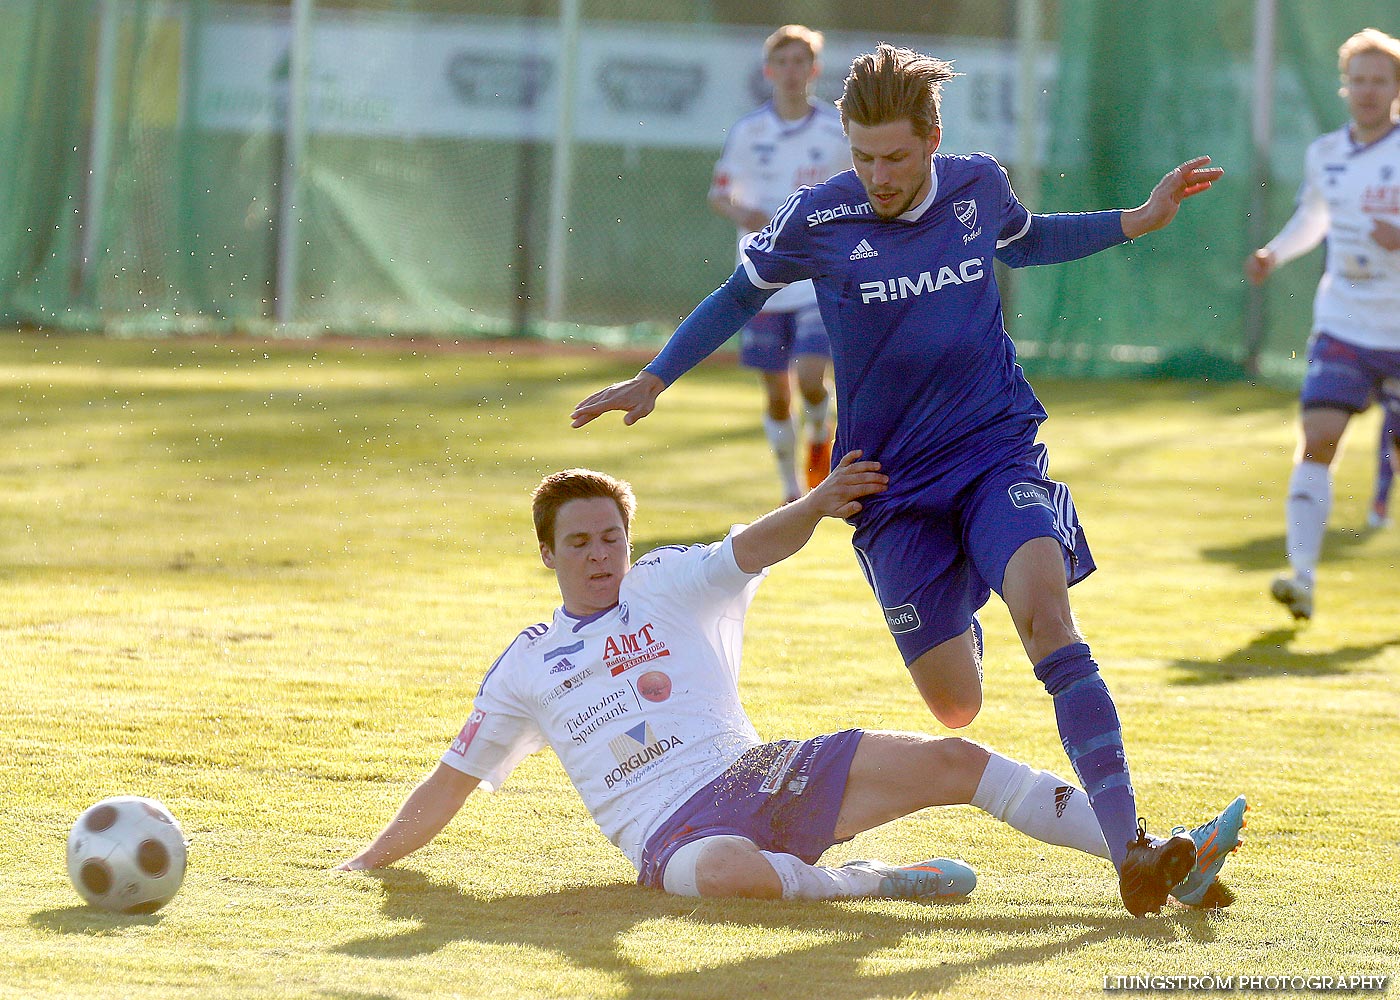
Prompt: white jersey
<box><xmin>1266</xmin><ymin>125</ymin><xmax>1400</xmax><ymax>350</ymax></box>
<box><xmin>711</xmin><ymin>101</ymin><xmax>850</xmax><ymax>312</ymax></box>
<box><xmin>441</xmin><ymin>530</ymin><xmax>766</xmax><ymax>870</ymax></box>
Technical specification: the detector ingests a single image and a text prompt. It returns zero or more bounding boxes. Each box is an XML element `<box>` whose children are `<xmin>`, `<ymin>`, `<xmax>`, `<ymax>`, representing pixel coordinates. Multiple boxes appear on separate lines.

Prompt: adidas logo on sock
<box><xmin>849</xmin><ymin>239</ymin><xmax>878</xmax><ymax>260</ymax></box>
<box><xmin>1054</xmin><ymin>785</ymin><xmax>1075</xmax><ymax>818</ymax></box>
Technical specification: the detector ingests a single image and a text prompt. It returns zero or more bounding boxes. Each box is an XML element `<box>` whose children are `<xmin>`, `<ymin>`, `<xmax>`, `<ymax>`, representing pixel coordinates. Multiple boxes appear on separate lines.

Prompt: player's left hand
<box><xmin>1122</xmin><ymin>156</ymin><xmax>1225</xmax><ymax>239</ymax></box>
<box><xmin>1370</xmin><ymin>217</ymin><xmax>1400</xmax><ymax>251</ymax></box>
<box><xmin>804</xmin><ymin>449</ymin><xmax>888</xmax><ymax>520</ymax></box>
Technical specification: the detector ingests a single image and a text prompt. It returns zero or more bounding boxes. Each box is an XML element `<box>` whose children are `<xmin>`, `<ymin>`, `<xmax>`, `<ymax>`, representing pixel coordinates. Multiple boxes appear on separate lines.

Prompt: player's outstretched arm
<box><xmin>337</xmin><ymin>763</ymin><xmax>480</xmax><ymax>871</ymax></box>
<box><xmin>1121</xmin><ymin>156</ymin><xmax>1224</xmax><ymax>239</ymax></box>
<box><xmin>571</xmin><ymin>270</ymin><xmax>769</xmax><ymax>429</ymax></box>
<box><xmin>570</xmin><ymin>371</ymin><xmax>666</xmax><ymax>429</ymax></box>
<box><xmin>731</xmin><ymin>450</ymin><xmax>888</xmax><ymax>574</ymax></box>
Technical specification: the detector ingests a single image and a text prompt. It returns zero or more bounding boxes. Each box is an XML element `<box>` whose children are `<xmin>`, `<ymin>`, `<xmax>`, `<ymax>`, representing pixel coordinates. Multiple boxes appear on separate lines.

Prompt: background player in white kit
<box><xmin>709</xmin><ymin>25</ymin><xmax>850</xmax><ymax>501</ymax></box>
<box><xmin>338</xmin><ymin>456</ymin><xmax>1242</xmax><ymax>907</ymax></box>
<box><xmin>1246</xmin><ymin>27</ymin><xmax>1400</xmax><ymax>620</ymax></box>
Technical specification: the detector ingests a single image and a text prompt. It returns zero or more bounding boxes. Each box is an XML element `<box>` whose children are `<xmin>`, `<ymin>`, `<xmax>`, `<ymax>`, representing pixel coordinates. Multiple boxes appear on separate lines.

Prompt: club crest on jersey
<box><xmin>954</xmin><ymin>199</ymin><xmax>978</xmax><ymax>230</ymax></box>
<box><xmin>604</xmin><ymin>622</ymin><xmax>671</xmax><ymax>676</ymax></box>
<box><xmin>1009</xmin><ymin>482</ymin><xmax>1053</xmax><ymax>510</ymax></box>
<box><xmin>884</xmin><ymin>604</ymin><xmax>921</xmax><ymax>634</ymax></box>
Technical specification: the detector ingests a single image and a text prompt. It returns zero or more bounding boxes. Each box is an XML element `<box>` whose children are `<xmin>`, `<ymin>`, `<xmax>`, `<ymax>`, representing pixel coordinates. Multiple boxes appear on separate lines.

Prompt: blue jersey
<box><xmin>648</xmin><ymin>152</ymin><xmax>1127</xmax><ymax>507</ymax></box>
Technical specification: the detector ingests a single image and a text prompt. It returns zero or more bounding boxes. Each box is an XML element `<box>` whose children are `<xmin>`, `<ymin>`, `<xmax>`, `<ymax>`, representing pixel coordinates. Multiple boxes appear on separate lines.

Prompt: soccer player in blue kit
<box><xmin>572</xmin><ymin>44</ymin><xmax>1246</xmax><ymax>917</ymax></box>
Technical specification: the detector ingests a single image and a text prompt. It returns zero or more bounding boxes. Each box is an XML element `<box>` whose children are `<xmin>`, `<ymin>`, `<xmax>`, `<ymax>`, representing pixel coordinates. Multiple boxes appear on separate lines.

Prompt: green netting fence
<box><xmin>0</xmin><ymin>0</ymin><xmax>1393</xmax><ymax>381</ymax></box>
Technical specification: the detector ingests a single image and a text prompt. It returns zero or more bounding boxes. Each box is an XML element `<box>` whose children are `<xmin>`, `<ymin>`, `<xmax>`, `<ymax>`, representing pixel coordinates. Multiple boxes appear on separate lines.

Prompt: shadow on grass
<box><xmin>1199</xmin><ymin>528</ymin><xmax>1377</xmax><ymax>572</ymax></box>
<box><xmin>1168</xmin><ymin>627</ymin><xmax>1400</xmax><ymax>684</ymax></box>
<box><xmin>28</xmin><ymin>904</ymin><xmax>166</xmax><ymax>933</ymax></box>
<box><xmin>332</xmin><ymin>870</ymin><xmax>1223</xmax><ymax>1000</ymax></box>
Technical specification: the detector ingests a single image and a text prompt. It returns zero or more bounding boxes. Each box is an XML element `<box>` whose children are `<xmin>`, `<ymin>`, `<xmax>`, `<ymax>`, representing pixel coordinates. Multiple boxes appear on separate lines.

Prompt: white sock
<box><xmin>763</xmin><ymin>414</ymin><xmax>800</xmax><ymax>499</ymax></box>
<box><xmin>801</xmin><ymin>395</ymin><xmax>831</xmax><ymax>441</ymax></box>
<box><xmin>759</xmin><ymin>851</ymin><xmax>881</xmax><ymax>900</ymax></box>
<box><xmin>1285</xmin><ymin>460</ymin><xmax>1331</xmax><ymax>584</ymax></box>
<box><xmin>971</xmin><ymin>752</ymin><xmax>1111</xmax><ymax>860</ymax></box>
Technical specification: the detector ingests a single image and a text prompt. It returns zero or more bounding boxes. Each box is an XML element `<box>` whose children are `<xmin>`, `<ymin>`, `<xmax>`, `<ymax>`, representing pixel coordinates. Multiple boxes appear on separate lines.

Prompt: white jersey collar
<box><xmin>896</xmin><ymin>157</ymin><xmax>941</xmax><ymax>222</ymax></box>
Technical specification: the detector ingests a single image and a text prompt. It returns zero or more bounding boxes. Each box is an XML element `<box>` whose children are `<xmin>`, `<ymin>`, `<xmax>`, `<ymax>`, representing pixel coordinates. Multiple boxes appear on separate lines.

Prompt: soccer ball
<box><xmin>66</xmin><ymin>796</ymin><xmax>188</xmax><ymax>914</ymax></box>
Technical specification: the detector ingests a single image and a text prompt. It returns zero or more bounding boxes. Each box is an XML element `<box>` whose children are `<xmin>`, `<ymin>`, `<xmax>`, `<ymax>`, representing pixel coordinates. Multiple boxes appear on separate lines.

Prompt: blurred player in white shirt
<box><xmin>1247</xmin><ymin>28</ymin><xmax>1400</xmax><ymax>619</ymax></box>
<box><xmin>709</xmin><ymin>25</ymin><xmax>850</xmax><ymax>502</ymax></box>
<box><xmin>339</xmin><ymin>459</ymin><xmax>1242</xmax><ymax>909</ymax></box>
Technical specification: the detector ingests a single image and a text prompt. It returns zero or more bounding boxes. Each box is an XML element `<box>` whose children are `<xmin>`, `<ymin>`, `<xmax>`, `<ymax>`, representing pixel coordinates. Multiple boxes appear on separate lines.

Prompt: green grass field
<box><xmin>2</xmin><ymin>333</ymin><xmax>1397</xmax><ymax>1000</ymax></box>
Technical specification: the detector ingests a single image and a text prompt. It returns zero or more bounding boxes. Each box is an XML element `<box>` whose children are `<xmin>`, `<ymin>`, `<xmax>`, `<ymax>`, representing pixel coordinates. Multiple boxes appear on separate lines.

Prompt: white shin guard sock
<box><xmin>1286</xmin><ymin>460</ymin><xmax>1331</xmax><ymax>583</ymax></box>
<box><xmin>762</xmin><ymin>414</ymin><xmax>800</xmax><ymax>498</ymax></box>
<box><xmin>759</xmin><ymin>851</ymin><xmax>881</xmax><ymax>900</ymax></box>
<box><xmin>972</xmin><ymin>752</ymin><xmax>1111</xmax><ymax>860</ymax></box>
<box><xmin>801</xmin><ymin>395</ymin><xmax>831</xmax><ymax>441</ymax></box>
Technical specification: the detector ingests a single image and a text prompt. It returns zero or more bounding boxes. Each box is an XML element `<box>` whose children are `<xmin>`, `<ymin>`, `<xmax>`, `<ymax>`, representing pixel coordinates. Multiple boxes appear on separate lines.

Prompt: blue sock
<box><xmin>1034</xmin><ymin>642</ymin><xmax>1138</xmax><ymax>869</ymax></box>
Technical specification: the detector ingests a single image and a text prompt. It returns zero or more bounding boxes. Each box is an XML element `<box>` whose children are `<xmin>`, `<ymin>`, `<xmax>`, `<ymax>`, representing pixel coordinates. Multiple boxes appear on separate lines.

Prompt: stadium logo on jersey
<box><xmin>1008</xmin><ymin>482</ymin><xmax>1053</xmax><ymax>510</ymax></box>
<box><xmin>884</xmin><ymin>604</ymin><xmax>922</xmax><ymax>634</ymax></box>
<box><xmin>805</xmin><ymin>201</ymin><xmax>874</xmax><ymax>227</ymax></box>
<box><xmin>540</xmin><ymin>666</ymin><xmax>596</xmax><ymax>707</ymax></box>
<box><xmin>954</xmin><ymin>199</ymin><xmax>978</xmax><ymax>230</ymax></box>
<box><xmin>604</xmin><ymin>622</ymin><xmax>671</xmax><ymax>676</ymax></box>
<box><xmin>858</xmin><ymin>258</ymin><xmax>985</xmax><ymax>303</ymax></box>
<box><xmin>449</xmin><ymin>710</ymin><xmax>486</xmax><ymax>758</ymax></box>
<box><xmin>605</xmin><ymin>723</ymin><xmax>685</xmax><ymax>788</ymax></box>
<box><xmin>849</xmin><ymin>239</ymin><xmax>879</xmax><ymax>260</ymax></box>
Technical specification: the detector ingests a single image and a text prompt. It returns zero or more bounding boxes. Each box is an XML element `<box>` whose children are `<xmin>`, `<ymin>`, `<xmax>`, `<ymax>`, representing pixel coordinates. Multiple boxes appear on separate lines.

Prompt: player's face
<box><xmin>847</xmin><ymin>119</ymin><xmax>941</xmax><ymax>220</ymax></box>
<box><xmin>765</xmin><ymin>43</ymin><xmax>818</xmax><ymax>103</ymax></box>
<box><xmin>1343</xmin><ymin>52</ymin><xmax>1400</xmax><ymax>135</ymax></box>
<box><xmin>541</xmin><ymin>497</ymin><xmax>631</xmax><ymax>616</ymax></box>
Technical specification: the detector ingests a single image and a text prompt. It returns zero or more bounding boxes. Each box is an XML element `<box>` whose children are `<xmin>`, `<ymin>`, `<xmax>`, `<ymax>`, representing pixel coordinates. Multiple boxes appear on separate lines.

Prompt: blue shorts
<box><xmin>739</xmin><ymin>307</ymin><xmax>831</xmax><ymax>372</ymax></box>
<box><xmin>637</xmin><ymin>729</ymin><xmax>862</xmax><ymax>889</ymax></box>
<box><xmin>1301</xmin><ymin>332</ymin><xmax>1400</xmax><ymax>414</ymax></box>
<box><xmin>851</xmin><ymin>442</ymin><xmax>1095</xmax><ymax>665</ymax></box>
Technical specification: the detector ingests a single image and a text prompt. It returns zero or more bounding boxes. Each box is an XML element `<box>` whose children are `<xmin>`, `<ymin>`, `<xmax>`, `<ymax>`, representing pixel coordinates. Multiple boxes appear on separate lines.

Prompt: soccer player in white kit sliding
<box><xmin>709</xmin><ymin>25</ymin><xmax>850</xmax><ymax>502</ymax></box>
<box><xmin>1246</xmin><ymin>27</ymin><xmax>1400</xmax><ymax>620</ymax></box>
<box><xmin>339</xmin><ymin>457</ymin><xmax>1243</xmax><ymax>910</ymax></box>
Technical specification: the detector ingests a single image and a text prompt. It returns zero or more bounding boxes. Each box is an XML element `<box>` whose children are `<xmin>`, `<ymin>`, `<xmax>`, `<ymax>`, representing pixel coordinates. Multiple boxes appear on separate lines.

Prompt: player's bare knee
<box><xmin>928</xmin><ymin>694</ymin><xmax>981</xmax><ymax>729</ymax></box>
<box><xmin>685</xmin><ymin>836</ymin><xmax>778</xmax><ymax>899</ymax></box>
<box><xmin>928</xmin><ymin>735</ymin><xmax>990</xmax><ymax>776</ymax></box>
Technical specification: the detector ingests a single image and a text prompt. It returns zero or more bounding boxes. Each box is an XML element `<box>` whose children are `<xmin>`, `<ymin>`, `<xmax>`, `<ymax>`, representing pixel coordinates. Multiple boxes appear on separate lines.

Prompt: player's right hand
<box><xmin>806</xmin><ymin>450</ymin><xmax>887</xmax><ymax>520</ymax></box>
<box><xmin>1244</xmin><ymin>248</ymin><xmax>1275</xmax><ymax>285</ymax></box>
<box><xmin>571</xmin><ymin>372</ymin><xmax>665</xmax><ymax>428</ymax></box>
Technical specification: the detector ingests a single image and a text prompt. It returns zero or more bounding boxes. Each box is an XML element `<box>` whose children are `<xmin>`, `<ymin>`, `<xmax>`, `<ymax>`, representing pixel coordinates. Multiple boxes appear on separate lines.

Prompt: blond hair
<box><xmin>1338</xmin><ymin>27</ymin><xmax>1400</xmax><ymax>79</ymax></box>
<box><xmin>764</xmin><ymin>24</ymin><xmax>823</xmax><ymax>63</ymax></box>
<box><xmin>531</xmin><ymin>469</ymin><xmax>635</xmax><ymax>549</ymax></box>
<box><xmin>837</xmin><ymin>44</ymin><xmax>959</xmax><ymax>139</ymax></box>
